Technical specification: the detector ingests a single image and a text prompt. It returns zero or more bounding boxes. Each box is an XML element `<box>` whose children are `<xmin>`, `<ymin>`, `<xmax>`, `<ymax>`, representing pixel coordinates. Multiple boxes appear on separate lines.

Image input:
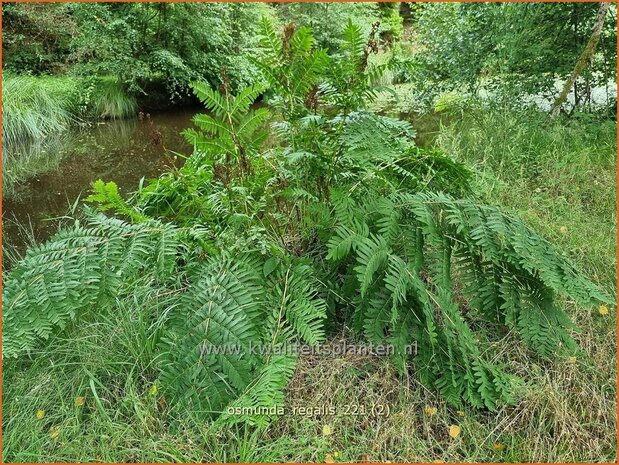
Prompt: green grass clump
<box><xmin>2</xmin><ymin>75</ymin><xmax>78</xmax><ymax>147</ymax></box>
<box><xmin>2</xmin><ymin>74</ymin><xmax>137</xmax><ymax>148</ymax></box>
<box><xmin>86</xmin><ymin>76</ymin><xmax>138</xmax><ymax>120</ymax></box>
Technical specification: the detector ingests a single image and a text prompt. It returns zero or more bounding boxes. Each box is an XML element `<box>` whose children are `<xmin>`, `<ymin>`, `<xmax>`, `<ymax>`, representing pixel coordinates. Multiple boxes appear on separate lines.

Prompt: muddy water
<box><xmin>3</xmin><ymin>109</ymin><xmax>196</xmax><ymax>257</ymax></box>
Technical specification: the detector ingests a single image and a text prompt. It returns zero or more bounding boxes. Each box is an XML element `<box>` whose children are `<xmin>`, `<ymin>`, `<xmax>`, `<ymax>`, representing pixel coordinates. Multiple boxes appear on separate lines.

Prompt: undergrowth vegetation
<box><xmin>438</xmin><ymin>103</ymin><xmax>617</xmax><ymax>284</ymax></box>
<box><xmin>2</xmin><ymin>14</ymin><xmax>616</xmax><ymax>463</ymax></box>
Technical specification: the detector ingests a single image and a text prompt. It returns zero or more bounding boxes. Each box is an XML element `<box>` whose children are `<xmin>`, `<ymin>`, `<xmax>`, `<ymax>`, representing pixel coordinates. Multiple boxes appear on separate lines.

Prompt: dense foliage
<box><xmin>3</xmin><ymin>2</ymin><xmax>272</xmax><ymax>104</ymax></box>
<box><xmin>4</xmin><ymin>18</ymin><xmax>612</xmax><ymax>426</ymax></box>
<box><xmin>413</xmin><ymin>2</ymin><xmax>617</xmax><ymax>107</ymax></box>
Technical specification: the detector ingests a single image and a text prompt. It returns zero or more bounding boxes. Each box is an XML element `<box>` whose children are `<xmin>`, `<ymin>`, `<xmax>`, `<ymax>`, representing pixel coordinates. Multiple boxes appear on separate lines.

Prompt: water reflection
<box><xmin>3</xmin><ymin>109</ymin><xmax>196</xmax><ymax>259</ymax></box>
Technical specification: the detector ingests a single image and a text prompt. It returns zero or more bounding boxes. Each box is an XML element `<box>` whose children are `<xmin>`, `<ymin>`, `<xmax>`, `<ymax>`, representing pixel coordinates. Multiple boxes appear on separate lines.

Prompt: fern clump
<box><xmin>322</xmin><ymin>189</ymin><xmax>610</xmax><ymax>408</ymax></box>
<box><xmin>3</xmin><ymin>17</ymin><xmax>613</xmax><ymax>423</ymax></box>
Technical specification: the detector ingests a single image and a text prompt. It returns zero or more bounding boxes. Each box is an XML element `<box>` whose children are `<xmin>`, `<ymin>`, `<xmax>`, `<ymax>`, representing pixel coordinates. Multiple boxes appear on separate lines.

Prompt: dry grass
<box><xmin>265</xmin><ymin>315</ymin><xmax>615</xmax><ymax>462</ymax></box>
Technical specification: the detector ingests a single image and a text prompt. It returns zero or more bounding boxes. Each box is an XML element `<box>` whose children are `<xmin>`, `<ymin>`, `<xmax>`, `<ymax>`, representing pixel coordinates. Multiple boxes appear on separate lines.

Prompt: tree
<box><xmin>550</xmin><ymin>2</ymin><xmax>612</xmax><ymax>117</ymax></box>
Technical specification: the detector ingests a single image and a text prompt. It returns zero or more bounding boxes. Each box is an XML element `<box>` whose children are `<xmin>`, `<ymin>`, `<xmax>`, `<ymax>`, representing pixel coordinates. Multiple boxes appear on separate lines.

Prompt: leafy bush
<box><xmin>413</xmin><ymin>3</ymin><xmax>617</xmax><ymax>106</ymax></box>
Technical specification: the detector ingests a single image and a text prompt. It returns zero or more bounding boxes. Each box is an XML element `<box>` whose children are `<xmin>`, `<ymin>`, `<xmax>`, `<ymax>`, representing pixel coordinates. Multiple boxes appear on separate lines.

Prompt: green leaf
<box><xmin>263</xmin><ymin>256</ymin><xmax>280</xmax><ymax>277</ymax></box>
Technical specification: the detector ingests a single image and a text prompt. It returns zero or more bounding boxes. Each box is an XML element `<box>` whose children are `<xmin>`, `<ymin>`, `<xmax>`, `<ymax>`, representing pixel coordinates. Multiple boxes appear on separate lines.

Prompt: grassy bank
<box><xmin>2</xmin><ymin>74</ymin><xmax>137</xmax><ymax>148</ymax></box>
<box><xmin>2</xmin><ymin>74</ymin><xmax>137</xmax><ymax>195</ymax></box>
<box><xmin>2</xmin><ymin>107</ymin><xmax>616</xmax><ymax>463</ymax></box>
<box><xmin>2</xmin><ymin>75</ymin><xmax>77</xmax><ymax>148</ymax></box>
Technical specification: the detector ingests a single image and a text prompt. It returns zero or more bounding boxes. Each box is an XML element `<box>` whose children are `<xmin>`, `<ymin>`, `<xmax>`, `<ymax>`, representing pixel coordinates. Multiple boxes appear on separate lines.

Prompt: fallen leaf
<box><xmin>599</xmin><ymin>304</ymin><xmax>610</xmax><ymax>316</ymax></box>
<box><xmin>424</xmin><ymin>406</ymin><xmax>438</xmax><ymax>416</ymax></box>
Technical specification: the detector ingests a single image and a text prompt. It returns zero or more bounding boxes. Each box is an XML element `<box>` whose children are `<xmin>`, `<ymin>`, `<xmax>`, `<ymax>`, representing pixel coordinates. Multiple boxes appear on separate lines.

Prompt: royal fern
<box><xmin>3</xmin><ymin>19</ymin><xmax>612</xmax><ymax>424</ymax></box>
<box><xmin>254</xmin><ymin>17</ymin><xmax>330</xmax><ymax>117</ymax></box>
<box><xmin>159</xmin><ymin>253</ymin><xmax>327</xmax><ymax>421</ymax></box>
<box><xmin>324</xmin><ymin>189</ymin><xmax>611</xmax><ymax>409</ymax></box>
<box><xmin>183</xmin><ymin>81</ymin><xmax>271</xmax><ymax>177</ymax></box>
<box><xmin>3</xmin><ymin>213</ymin><xmax>180</xmax><ymax>358</ymax></box>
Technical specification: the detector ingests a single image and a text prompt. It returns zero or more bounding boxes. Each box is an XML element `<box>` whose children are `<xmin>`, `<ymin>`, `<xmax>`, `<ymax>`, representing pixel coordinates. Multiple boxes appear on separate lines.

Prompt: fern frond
<box><xmin>192</xmin><ymin>113</ymin><xmax>234</xmax><ymax>139</ymax></box>
<box><xmin>354</xmin><ymin>233</ymin><xmax>390</xmax><ymax>297</ymax></box>
<box><xmin>190</xmin><ymin>81</ymin><xmax>228</xmax><ymax>117</ymax></box>
<box><xmin>231</xmin><ymin>83</ymin><xmax>266</xmax><ymax>117</ymax></box>
<box><xmin>159</xmin><ymin>252</ymin><xmax>327</xmax><ymax>422</ymax></box>
<box><xmin>3</xmin><ymin>215</ymin><xmax>180</xmax><ymax>358</ymax></box>
<box><xmin>341</xmin><ymin>19</ymin><xmax>366</xmax><ymax>62</ymax></box>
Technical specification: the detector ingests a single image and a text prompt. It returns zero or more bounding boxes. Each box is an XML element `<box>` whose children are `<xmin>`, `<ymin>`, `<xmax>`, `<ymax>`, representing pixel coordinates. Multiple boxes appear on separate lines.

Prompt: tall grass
<box><xmin>86</xmin><ymin>76</ymin><xmax>138</xmax><ymax>120</ymax></box>
<box><xmin>2</xmin><ymin>75</ymin><xmax>78</xmax><ymax>148</ymax></box>
<box><xmin>437</xmin><ymin>104</ymin><xmax>617</xmax><ymax>284</ymax></box>
<box><xmin>2</xmin><ymin>74</ymin><xmax>137</xmax><ymax>148</ymax></box>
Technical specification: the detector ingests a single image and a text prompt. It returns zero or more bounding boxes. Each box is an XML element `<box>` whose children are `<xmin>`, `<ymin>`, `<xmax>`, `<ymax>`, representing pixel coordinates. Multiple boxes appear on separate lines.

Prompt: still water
<box><xmin>3</xmin><ymin>109</ymin><xmax>197</xmax><ymax>257</ymax></box>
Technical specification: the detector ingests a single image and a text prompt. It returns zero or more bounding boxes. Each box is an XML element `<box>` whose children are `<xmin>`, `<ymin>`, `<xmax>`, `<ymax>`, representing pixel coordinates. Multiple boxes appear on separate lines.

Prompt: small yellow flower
<box><xmin>559</xmin><ymin>226</ymin><xmax>568</xmax><ymax>234</ymax></box>
<box><xmin>492</xmin><ymin>442</ymin><xmax>505</xmax><ymax>451</ymax></box>
<box><xmin>75</xmin><ymin>396</ymin><xmax>85</xmax><ymax>407</ymax></box>
<box><xmin>456</xmin><ymin>410</ymin><xmax>465</xmax><ymax>417</ymax></box>
<box><xmin>567</xmin><ymin>356</ymin><xmax>577</xmax><ymax>364</ymax></box>
<box><xmin>35</xmin><ymin>409</ymin><xmax>45</xmax><ymax>420</ymax></box>
<box><xmin>424</xmin><ymin>406</ymin><xmax>438</xmax><ymax>416</ymax></box>
<box><xmin>325</xmin><ymin>453</ymin><xmax>335</xmax><ymax>463</ymax></box>
<box><xmin>333</xmin><ymin>451</ymin><xmax>340</xmax><ymax>458</ymax></box>
<box><xmin>598</xmin><ymin>304</ymin><xmax>610</xmax><ymax>316</ymax></box>
<box><xmin>322</xmin><ymin>424</ymin><xmax>333</xmax><ymax>436</ymax></box>
<box><xmin>148</xmin><ymin>384</ymin><xmax>158</xmax><ymax>396</ymax></box>
<box><xmin>448</xmin><ymin>424</ymin><xmax>461</xmax><ymax>438</ymax></box>
<box><xmin>432</xmin><ymin>460</ymin><xmax>445</xmax><ymax>463</ymax></box>
<box><xmin>49</xmin><ymin>426</ymin><xmax>60</xmax><ymax>440</ymax></box>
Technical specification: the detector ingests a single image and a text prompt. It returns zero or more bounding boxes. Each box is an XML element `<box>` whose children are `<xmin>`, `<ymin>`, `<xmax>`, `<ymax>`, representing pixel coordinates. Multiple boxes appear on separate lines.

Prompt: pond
<box><xmin>2</xmin><ymin>109</ymin><xmax>196</xmax><ymax>261</ymax></box>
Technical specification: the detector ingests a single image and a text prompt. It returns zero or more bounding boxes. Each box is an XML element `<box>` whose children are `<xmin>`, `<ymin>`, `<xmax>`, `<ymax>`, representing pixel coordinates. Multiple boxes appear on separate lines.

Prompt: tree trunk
<box><xmin>550</xmin><ymin>2</ymin><xmax>611</xmax><ymax>117</ymax></box>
